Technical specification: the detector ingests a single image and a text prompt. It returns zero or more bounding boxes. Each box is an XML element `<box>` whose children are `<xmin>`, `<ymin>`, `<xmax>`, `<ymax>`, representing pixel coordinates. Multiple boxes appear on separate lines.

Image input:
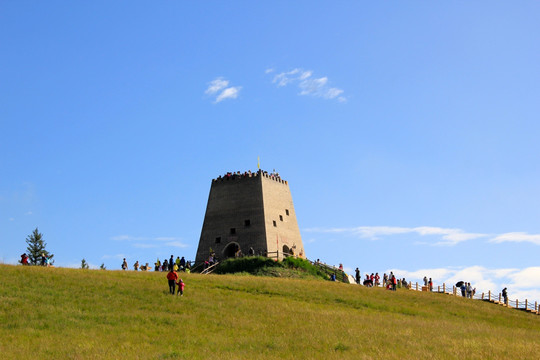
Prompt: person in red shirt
<box><xmin>166</xmin><ymin>269</ymin><xmax>178</xmax><ymax>295</ymax></box>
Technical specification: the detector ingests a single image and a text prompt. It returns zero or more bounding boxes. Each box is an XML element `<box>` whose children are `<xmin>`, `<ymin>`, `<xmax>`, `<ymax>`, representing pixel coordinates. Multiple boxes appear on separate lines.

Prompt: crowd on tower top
<box><xmin>215</xmin><ymin>169</ymin><xmax>282</xmax><ymax>181</ymax></box>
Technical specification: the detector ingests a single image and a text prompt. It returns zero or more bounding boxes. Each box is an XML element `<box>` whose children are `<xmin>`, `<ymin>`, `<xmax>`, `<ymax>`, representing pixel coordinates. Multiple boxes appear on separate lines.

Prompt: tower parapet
<box><xmin>196</xmin><ymin>169</ymin><xmax>304</xmax><ymax>265</ymax></box>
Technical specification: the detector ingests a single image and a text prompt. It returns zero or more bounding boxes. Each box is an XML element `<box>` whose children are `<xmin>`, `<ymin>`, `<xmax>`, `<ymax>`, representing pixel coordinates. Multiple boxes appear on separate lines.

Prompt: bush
<box><xmin>282</xmin><ymin>257</ymin><xmax>327</xmax><ymax>279</ymax></box>
<box><xmin>215</xmin><ymin>256</ymin><xmax>282</xmax><ymax>274</ymax></box>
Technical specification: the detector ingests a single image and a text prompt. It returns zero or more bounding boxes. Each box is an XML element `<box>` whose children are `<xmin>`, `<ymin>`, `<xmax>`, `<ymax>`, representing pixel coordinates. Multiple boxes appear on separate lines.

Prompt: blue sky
<box><xmin>2</xmin><ymin>2</ymin><xmax>540</xmax><ymax>301</ymax></box>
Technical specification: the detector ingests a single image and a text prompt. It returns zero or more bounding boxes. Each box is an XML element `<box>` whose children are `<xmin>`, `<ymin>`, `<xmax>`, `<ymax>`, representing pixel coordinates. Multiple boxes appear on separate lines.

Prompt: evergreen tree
<box><xmin>81</xmin><ymin>258</ymin><xmax>89</xmax><ymax>269</ymax></box>
<box><xmin>25</xmin><ymin>227</ymin><xmax>54</xmax><ymax>265</ymax></box>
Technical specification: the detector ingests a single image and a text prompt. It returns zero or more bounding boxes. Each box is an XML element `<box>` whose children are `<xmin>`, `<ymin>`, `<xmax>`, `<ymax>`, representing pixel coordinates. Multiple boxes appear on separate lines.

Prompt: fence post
<box><xmin>453</xmin><ymin>286</ymin><xmax>456</xmax><ymax>296</ymax></box>
<box><xmin>443</xmin><ymin>283</ymin><xmax>445</xmax><ymax>293</ymax></box>
<box><xmin>516</xmin><ymin>299</ymin><xmax>518</xmax><ymax>309</ymax></box>
<box><xmin>488</xmin><ymin>290</ymin><xmax>491</xmax><ymax>301</ymax></box>
<box><xmin>416</xmin><ymin>282</ymin><xmax>418</xmax><ymax>291</ymax></box>
<box><xmin>525</xmin><ymin>299</ymin><xmax>528</xmax><ymax>310</ymax></box>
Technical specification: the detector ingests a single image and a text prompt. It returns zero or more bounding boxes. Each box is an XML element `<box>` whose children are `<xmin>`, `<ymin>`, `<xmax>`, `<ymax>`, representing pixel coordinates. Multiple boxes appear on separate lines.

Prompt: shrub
<box><xmin>215</xmin><ymin>256</ymin><xmax>282</xmax><ymax>274</ymax></box>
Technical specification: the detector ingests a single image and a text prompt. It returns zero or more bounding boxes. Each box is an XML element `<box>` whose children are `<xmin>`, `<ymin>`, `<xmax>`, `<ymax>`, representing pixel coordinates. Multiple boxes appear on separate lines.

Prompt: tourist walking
<box><xmin>355</xmin><ymin>268</ymin><xmax>360</xmax><ymax>284</ymax></box>
<box><xmin>121</xmin><ymin>258</ymin><xmax>128</xmax><ymax>270</ymax></box>
<box><xmin>167</xmin><ymin>269</ymin><xmax>179</xmax><ymax>295</ymax></box>
<box><xmin>502</xmin><ymin>288</ymin><xmax>508</xmax><ymax>304</ymax></box>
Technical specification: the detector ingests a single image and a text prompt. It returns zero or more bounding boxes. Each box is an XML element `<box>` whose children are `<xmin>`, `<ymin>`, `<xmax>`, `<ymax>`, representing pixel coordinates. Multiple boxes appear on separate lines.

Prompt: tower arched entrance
<box><xmin>223</xmin><ymin>242</ymin><xmax>241</xmax><ymax>258</ymax></box>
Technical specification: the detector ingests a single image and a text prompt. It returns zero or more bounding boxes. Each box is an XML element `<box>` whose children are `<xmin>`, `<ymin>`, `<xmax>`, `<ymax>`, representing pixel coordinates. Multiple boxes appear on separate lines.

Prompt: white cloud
<box><xmin>215</xmin><ymin>86</ymin><xmax>241</xmax><ymax>103</ymax></box>
<box><xmin>270</xmin><ymin>68</ymin><xmax>346</xmax><ymax>102</ymax></box>
<box><xmin>490</xmin><ymin>232</ymin><xmax>540</xmax><ymax>246</ymax></box>
<box><xmin>205</xmin><ymin>77</ymin><xmax>242</xmax><ymax>103</ymax></box>
<box><xmin>111</xmin><ymin>235</ymin><xmax>189</xmax><ymax>249</ymax></box>
<box><xmin>304</xmin><ymin>225</ymin><xmax>487</xmax><ymax>246</ymax></box>
<box><xmin>205</xmin><ymin>77</ymin><xmax>229</xmax><ymax>95</ymax></box>
<box><xmin>265</xmin><ymin>68</ymin><xmax>274</xmax><ymax>74</ymax></box>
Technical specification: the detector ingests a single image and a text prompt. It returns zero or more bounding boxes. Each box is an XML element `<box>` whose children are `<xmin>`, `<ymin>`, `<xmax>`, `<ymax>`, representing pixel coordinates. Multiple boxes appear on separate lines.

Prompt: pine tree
<box><xmin>81</xmin><ymin>258</ymin><xmax>89</xmax><ymax>269</ymax></box>
<box><xmin>25</xmin><ymin>227</ymin><xmax>54</xmax><ymax>265</ymax></box>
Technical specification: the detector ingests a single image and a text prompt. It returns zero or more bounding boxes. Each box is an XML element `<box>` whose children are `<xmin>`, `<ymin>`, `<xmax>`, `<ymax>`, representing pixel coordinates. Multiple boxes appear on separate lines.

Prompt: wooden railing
<box><xmin>405</xmin><ymin>281</ymin><xmax>540</xmax><ymax>315</ymax></box>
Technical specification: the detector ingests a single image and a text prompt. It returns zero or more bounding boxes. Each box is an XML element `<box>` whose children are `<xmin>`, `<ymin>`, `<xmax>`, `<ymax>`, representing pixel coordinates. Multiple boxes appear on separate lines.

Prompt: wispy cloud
<box><xmin>111</xmin><ymin>235</ymin><xmax>189</xmax><ymax>249</ymax></box>
<box><xmin>304</xmin><ymin>226</ymin><xmax>487</xmax><ymax>246</ymax></box>
<box><xmin>490</xmin><ymin>232</ymin><xmax>540</xmax><ymax>246</ymax></box>
<box><xmin>205</xmin><ymin>77</ymin><xmax>241</xmax><ymax>103</ymax></box>
<box><xmin>269</xmin><ymin>68</ymin><xmax>346</xmax><ymax>102</ymax></box>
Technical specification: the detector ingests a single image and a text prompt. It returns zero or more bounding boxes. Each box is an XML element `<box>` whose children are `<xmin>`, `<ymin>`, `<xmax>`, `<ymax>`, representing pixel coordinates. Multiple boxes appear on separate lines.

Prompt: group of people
<box><xmin>20</xmin><ymin>253</ymin><xmax>52</xmax><ymax>266</ymax></box>
<box><xmin>458</xmin><ymin>281</ymin><xmax>476</xmax><ymax>298</ymax></box>
<box><xmin>354</xmin><ymin>268</ymin><xmax>407</xmax><ymax>291</ymax></box>
<box><xmin>166</xmin><ymin>268</ymin><xmax>185</xmax><ymax>296</ymax></box>
<box><xmin>215</xmin><ymin>169</ymin><xmax>282</xmax><ymax>181</ymax></box>
<box><xmin>121</xmin><ymin>255</ymin><xmax>191</xmax><ymax>273</ymax></box>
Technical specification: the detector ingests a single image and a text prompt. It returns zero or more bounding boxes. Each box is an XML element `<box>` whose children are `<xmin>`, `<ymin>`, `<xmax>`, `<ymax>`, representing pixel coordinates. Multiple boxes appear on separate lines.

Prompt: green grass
<box><xmin>1</xmin><ymin>264</ymin><xmax>540</xmax><ymax>359</ymax></box>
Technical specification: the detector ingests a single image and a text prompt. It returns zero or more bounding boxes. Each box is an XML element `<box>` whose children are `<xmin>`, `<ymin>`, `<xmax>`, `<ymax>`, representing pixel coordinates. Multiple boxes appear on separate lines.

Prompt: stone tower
<box><xmin>195</xmin><ymin>170</ymin><xmax>305</xmax><ymax>264</ymax></box>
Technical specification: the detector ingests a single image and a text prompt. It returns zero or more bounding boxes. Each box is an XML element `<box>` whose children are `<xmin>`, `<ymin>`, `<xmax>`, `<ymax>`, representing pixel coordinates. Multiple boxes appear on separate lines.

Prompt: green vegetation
<box><xmin>215</xmin><ymin>256</ymin><xmax>327</xmax><ymax>280</ymax></box>
<box><xmin>24</xmin><ymin>227</ymin><xmax>54</xmax><ymax>265</ymax></box>
<box><xmin>1</xmin><ymin>264</ymin><xmax>540</xmax><ymax>359</ymax></box>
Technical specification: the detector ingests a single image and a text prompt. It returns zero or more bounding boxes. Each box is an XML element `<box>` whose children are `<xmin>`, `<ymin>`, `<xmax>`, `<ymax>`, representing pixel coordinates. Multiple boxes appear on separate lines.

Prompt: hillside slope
<box><xmin>1</xmin><ymin>264</ymin><xmax>539</xmax><ymax>359</ymax></box>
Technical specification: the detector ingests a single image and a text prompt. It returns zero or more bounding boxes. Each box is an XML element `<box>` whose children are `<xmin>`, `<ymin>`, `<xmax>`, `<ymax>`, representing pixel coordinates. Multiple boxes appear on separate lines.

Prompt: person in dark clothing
<box><xmin>355</xmin><ymin>268</ymin><xmax>361</xmax><ymax>284</ymax></box>
<box><xmin>179</xmin><ymin>256</ymin><xmax>186</xmax><ymax>269</ymax></box>
<box><xmin>502</xmin><ymin>288</ymin><xmax>508</xmax><ymax>304</ymax></box>
<box><xmin>169</xmin><ymin>255</ymin><xmax>174</xmax><ymax>271</ymax></box>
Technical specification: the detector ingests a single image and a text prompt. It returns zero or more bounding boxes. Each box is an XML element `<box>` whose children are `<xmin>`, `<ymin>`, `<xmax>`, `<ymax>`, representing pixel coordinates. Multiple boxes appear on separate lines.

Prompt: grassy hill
<box><xmin>1</xmin><ymin>264</ymin><xmax>539</xmax><ymax>359</ymax></box>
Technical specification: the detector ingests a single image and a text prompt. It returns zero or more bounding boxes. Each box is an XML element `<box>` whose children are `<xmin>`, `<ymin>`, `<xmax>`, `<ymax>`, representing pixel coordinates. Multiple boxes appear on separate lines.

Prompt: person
<box><xmin>330</xmin><ymin>273</ymin><xmax>336</xmax><ymax>281</ymax></box>
<box><xmin>338</xmin><ymin>263</ymin><xmax>343</xmax><ymax>271</ymax></box>
<box><xmin>428</xmin><ymin>278</ymin><xmax>433</xmax><ymax>292</ymax></box>
<box><xmin>133</xmin><ymin>261</ymin><xmax>139</xmax><ymax>271</ymax></box>
<box><xmin>375</xmin><ymin>273</ymin><xmax>380</xmax><ymax>287</ymax></box>
<box><xmin>185</xmin><ymin>261</ymin><xmax>191</xmax><ymax>273</ymax></box>
<box><xmin>155</xmin><ymin>258</ymin><xmax>161</xmax><ymax>271</ymax></box>
<box><xmin>179</xmin><ymin>256</ymin><xmax>186</xmax><ymax>270</ymax></box>
<box><xmin>423</xmin><ymin>276</ymin><xmax>428</xmax><ymax>287</ymax></box>
<box><xmin>162</xmin><ymin>259</ymin><xmax>169</xmax><ymax>272</ymax></box>
<box><xmin>248</xmin><ymin>247</ymin><xmax>255</xmax><ymax>256</ymax></box>
<box><xmin>460</xmin><ymin>282</ymin><xmax>467</xmax><ymax>297</ymax></box>
<box><xmin>402</xmin><ymin>278</ymin><xmax>408</xmax><ymax>288</ymax></box>
<box><xmin>166</xmin><ymin>269</ymin><xmax>179</xmax><ymax>295</ymax></box>
<box><xmin>175</xmin><ymin>256</ymin><xmax>181</xmax><ymax>269</ymax></box>
<box><xmin>383</xmin><ymin>273</ymin><xmax>388</xmax><ymax>286</ymax></box>
<box><xmin>41</xmin><ymin>253</ymin><xmax>47</xmax><ymax>266</ymax></box>
<box><xmin>176</xmin><ymin>278</ymin><xmax>185</xmax><ymax>296</ymax></box>
<box><xmin>169</xmin><ymin>255</ymin><xmax>174</xmax><ymax>271</ymax></box>
<box><xmin>502</xmin><ymin>288</ymin><xmax>508</xmax><ymax>304</ymax></box>
<box><xmin>173</xmin><ymin>262</ymin><xmax>179</xmax><ymax>272</ymax></box>
<box><xmin>20</xmin><ymin>253</ymin><xmax>29</xmax><ymax>265</ymax></box>
<box><xmin>355</xmin><ymin>268</ymin><xmax>361</xmax><ymax>284</ymax></box>
<box><xmin>466</xmin><ymin>283</ymin><xmax>473</xmax><ymax>299</ymax></box>
<box><xmin>392</xmin><ymin>275</ymin><xmax>397</xmax><ymax>291</ymax></box>
<box><xmin>121</xmin><ymin>258</ymin><xmax>128</xmax><ymax>270</ymax></box>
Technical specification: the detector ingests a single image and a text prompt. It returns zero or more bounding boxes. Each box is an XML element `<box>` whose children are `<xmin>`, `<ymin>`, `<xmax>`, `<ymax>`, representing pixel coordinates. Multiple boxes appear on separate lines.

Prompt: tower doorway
<box><xmin>223</xmin><ymin>242</ymin><xmax>240</xmax><ymax>258</ymax></box>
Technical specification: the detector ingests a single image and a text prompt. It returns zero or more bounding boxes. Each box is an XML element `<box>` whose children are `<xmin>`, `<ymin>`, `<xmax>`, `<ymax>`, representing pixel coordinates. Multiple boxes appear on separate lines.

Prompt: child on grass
<box><xmin>176</xmin><ymin>278</ymin><xmax>185</xmax><ymax>296</ymax></box>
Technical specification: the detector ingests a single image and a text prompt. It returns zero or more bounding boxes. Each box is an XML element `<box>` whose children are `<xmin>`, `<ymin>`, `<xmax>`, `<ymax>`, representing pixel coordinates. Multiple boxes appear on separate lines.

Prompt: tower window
<box><xmin>230</xmin><ymin>228</ymin><xmax>236</xmax><ymax>235</ymax></box>
<box><xmin>279</xmin><ymin>215</ymin><xmax>283</xmax><ymax>221</ymax></box>
<box><xmin>244</xmin><ymin>219</ymin><xmax>251</xmax><ymax>227</ymax></box>
<box><xmin>215</xmin><ymin>237</ymin><xmax>221</xmax><ymax>244</ymax></box>
<box><xmin>285</xmin><ymin>209</ymin><xmax>289</xmax><ymax>216</ymax></box>
<box><xmin>273</xmin><ymin>221</ymin><xmax>277</xmax><ymax>227</ymax></box>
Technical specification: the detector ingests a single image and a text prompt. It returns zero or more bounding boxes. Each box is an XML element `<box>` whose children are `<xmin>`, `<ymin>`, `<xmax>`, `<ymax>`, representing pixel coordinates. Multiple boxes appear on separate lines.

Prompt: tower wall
<box><xmin>260</xmin><ymin>173</ymin><xmax>304</xmax><ymax>258</ymax></box>
<box><xmin>196</xmin><ymin>171</ymin><xmax>305</xmax><ymax>264</ymax></box>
